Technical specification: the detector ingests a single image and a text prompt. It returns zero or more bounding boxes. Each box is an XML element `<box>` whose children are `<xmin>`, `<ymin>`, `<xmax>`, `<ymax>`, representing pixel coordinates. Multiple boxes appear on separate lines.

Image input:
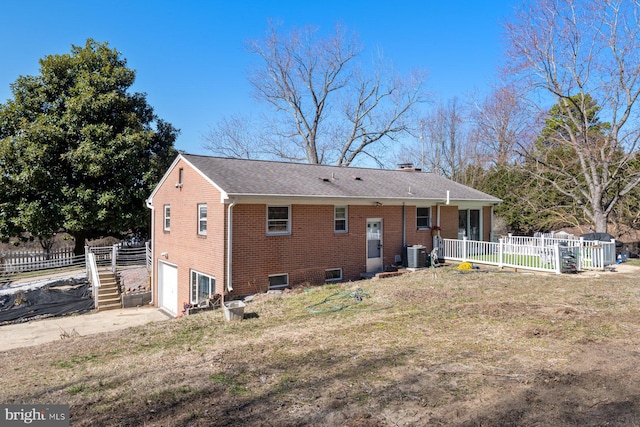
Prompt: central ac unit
<box><xmin>407</xmin><ymin>245</ymin><xmax>427</xmax><ymax>268</ymax></box>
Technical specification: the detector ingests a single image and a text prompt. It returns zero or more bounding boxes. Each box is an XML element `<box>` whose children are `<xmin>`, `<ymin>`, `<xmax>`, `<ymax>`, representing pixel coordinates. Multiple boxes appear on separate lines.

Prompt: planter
<box><xmin>223</xmin><ymin>300</ymin><xmax>245</xmax><ymax>321</ymax></box>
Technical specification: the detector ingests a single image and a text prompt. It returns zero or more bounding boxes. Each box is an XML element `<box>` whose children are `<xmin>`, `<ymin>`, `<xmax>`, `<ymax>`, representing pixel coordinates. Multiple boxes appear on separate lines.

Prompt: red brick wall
<box><xmin>438</xmin><ymin>205</ymin><xmax>460</xmax><ymax>239</ymax></box>
<box><xmin>151</xmin><ymin>159</ymin><xmax>226</xmax><ymax>313</ymax></box>
<box><xmin>483</xmin><ymin>206</ymin><xmax>492</xmax><ymax>241</ymax></box>
<box><xmin>230</xmin><ymin>204</ymin><xmax>415</xmax><ymax>295</ymax></box>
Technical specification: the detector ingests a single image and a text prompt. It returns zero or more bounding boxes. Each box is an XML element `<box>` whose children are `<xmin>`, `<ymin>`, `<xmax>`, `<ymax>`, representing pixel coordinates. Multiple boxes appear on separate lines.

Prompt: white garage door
<box><xmin>158</xmin><ymin>261</ymin><xmax>178</xmax><ymax>315</ymax></box>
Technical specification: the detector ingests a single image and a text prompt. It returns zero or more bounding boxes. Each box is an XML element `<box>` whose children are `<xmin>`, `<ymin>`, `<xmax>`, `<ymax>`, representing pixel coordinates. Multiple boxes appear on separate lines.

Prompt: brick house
<box><xmin>146</xmin><ymin>154</ymin><xmax>501</xmax><ymax>316</ymax></box>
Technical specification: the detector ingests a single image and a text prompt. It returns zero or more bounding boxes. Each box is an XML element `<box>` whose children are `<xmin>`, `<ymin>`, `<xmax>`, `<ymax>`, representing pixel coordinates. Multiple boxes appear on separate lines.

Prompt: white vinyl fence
<box><xmin>0</xmin><ymin>248</ymin><xmax>79</xmax><ymax>273</ymax></box>
<box><xmin>440</xmin><ymin>235</ymin><xmax>616</xmax><ymax>274</ymax></box>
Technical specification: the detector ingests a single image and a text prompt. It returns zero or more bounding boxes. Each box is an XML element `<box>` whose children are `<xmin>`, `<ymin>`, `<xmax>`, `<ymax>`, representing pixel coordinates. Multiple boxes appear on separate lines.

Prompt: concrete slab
<box><xmin>0</xmin><ymin>306</ymin><xmax>171</xmax><ymax>351</ymax></box>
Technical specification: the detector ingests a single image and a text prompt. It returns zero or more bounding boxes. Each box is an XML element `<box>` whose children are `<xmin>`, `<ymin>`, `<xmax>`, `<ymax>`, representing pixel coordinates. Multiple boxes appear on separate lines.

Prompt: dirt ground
<box><xmin>2</xmin><ymin>264</ymin><xmax>640</xmax><ymax>426</ymax></box>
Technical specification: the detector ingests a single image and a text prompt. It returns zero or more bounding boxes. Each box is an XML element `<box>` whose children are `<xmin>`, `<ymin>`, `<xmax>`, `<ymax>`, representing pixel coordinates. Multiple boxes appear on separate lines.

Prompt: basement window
<box><xmin>190</xmin><ymin>270</ymin><xmax>215</xmax><ymax>304</ymax></box>
<box><xmin>325</xmin><ymin>268</ymin><xmax>343</xmax><ymax>282</ymax></box>
<box><xmin>268</xmin><ymin>273</ymin><xmax>289</xmax><ymax>289</ymax></box>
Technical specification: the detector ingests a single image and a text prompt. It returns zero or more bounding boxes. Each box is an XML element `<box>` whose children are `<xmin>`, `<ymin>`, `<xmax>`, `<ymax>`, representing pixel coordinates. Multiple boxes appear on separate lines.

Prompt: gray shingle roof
<box><xmin>181</xmin><ymin>154</ymin><xmax>500</xmax><ymax>203</ymax></box>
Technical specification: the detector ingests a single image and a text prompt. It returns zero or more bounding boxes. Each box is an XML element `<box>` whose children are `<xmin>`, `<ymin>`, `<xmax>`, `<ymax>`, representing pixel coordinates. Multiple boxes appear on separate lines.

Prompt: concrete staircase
<box><xmin>96</xmin><ymin>270</ymin><xmax>121</xmax><ymax>311</ymax></box>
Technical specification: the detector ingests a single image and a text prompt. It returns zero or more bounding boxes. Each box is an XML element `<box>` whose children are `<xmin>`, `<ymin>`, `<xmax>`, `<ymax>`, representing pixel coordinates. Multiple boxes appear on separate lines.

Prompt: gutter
<box><xmin>226</xmin><ymin>198</ymin><xmax>237</xmax><ymax>293</ymax></box>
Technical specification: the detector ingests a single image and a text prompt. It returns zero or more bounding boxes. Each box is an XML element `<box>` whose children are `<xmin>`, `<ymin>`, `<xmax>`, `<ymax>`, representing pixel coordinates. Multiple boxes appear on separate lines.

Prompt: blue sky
<box><xmin>0</xmin><ymin>1</ymin><xmax>517</xmax><ymax>155</ymax></box>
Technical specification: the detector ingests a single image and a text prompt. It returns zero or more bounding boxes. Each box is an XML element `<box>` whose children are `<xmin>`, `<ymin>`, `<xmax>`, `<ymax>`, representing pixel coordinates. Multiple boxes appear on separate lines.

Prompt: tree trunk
<box><xmin>71</xmin><ymin>231</ymin><xmax>87</xmax><ymax>257</ymax></box>
<box><xmin>593</xmin><ymin>209</ymin><xmax>608</xmax><ymax>233</ymax></box>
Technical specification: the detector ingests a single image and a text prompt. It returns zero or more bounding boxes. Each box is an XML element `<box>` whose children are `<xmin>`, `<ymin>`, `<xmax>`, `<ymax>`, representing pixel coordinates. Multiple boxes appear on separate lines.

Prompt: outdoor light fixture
<box><xmin>374</xmin><ymin>201</ymin><xmax>382</xmax><ymax>207</ymax></box>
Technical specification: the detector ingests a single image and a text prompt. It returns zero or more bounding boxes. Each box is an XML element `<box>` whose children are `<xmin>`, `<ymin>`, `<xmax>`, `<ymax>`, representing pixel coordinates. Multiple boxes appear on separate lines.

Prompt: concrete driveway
<box><xmin>0</xmin><ymin>306</ymin><xmax>171</xmax><ymax>351</ymax></box>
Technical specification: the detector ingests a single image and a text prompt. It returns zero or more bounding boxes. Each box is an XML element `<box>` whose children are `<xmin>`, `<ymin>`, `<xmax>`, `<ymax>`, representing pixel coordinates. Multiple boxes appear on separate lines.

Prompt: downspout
<box><xmin>145</xmin><ymin>198</ymin><xmax>155</xmax><ymax>305</ymax></box>
<box><xmin>226</xmin><ymin>198</ymin><xmax>237</xmax><ymax>293</ymax></box>
<box><xmin>436</xmin><ymin>191</ymin><xmax>450</xmax><ymax>229</ymax></box>
<box><xmin>402</xmin><ymin>202</ymin><xmax>406</xmax><ymax>247</ymax></box>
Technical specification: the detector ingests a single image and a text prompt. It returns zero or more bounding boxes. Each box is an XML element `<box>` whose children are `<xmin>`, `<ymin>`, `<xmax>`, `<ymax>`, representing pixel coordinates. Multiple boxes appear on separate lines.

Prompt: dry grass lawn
<box><xmin>2</xmin><ymin>264</ymin><xmax>640</xmax><ymax>426</ymax></box>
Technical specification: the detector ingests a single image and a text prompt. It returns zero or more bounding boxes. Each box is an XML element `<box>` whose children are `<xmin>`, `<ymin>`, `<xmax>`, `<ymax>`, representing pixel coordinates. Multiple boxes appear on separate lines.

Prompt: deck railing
<box><xmin>441</xmin><ymin>236</ymin><xmax>616</xmax><ymax>273</ymax></box>
<box><xmin>86</xmin><ymin>244</ymin><xmax>149</xmax><ymax>272</ymax></box>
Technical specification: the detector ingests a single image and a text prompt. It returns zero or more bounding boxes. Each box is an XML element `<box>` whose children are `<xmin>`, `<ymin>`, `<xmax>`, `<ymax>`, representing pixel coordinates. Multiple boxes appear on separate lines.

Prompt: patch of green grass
<box><xmin>625</xmin><ymin>258</ymin><xmax>640</xmax><ymax>267</ymax></box>
<box><xmin>210</xmin><ymin>373</ymin><xmax>249</xmax><ymax>395</ymax></box>
<box><xmin>51</xmin><ymin>353</ymin><xmax>101</xmax><ymax>369</ymax></box>
<box><xmin>66</xmin><ymin>383</ymin><xmax>86</xmax><ymax>395</ymax></box>
<box><xmin>471</xmin><ymin>253</ymin><xmax>552</xmax><ymax>269</ymax></box>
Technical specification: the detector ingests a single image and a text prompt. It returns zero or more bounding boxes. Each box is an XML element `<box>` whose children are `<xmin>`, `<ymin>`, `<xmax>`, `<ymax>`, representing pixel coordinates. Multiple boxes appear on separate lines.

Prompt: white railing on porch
<box><xmin>441</xmin><ymin>236</ymin><xmax>616</xmax><ymax>274</ymax></box>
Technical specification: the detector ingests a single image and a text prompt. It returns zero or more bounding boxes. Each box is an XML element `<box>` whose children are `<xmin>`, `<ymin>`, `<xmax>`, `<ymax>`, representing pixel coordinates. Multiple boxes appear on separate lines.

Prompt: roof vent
<box><xmin>353</xmin><ymin>176</ymin><xmax>362</xmax><ymax>181</ymax></box>
<box><xmin>319</xmin><ymin>177</ymin><xmax>331</xmax><ymax>182</ymax></box>
<box><xmin>398</xmin><ymin>163</ymin><xmax>422</xmax><ymax>172</ymax></box>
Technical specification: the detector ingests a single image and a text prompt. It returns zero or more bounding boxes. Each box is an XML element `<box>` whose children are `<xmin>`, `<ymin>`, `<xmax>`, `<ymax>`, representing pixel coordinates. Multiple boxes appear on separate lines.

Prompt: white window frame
<box><xmin>163</xmin><ymin>205</ymin><xmax>171</xmax><ymax>231</ymax></box>
<box><xmin>266</xmin><ymin>206</ymin><xmax>291</xmax><ymax>235</ymax></box>
<box><xmin>190</xmin><ymin>270</ymin><xmax>215</xmax><ymax>305</ymax></box>
<box><xmin>325</xmin><ymin>268</ymin><xmax>343</xmax><ymax>282</ymax></box>
<box><xmin>198</xmin><ymin>203</ymin><xmax>207</xmax><ymax>236</ymax></box>
<box><xmin>416</xmin><ymin>207</ymin><xmax>431</xmax><ymax>230</ymax></box>
<box><xmin>268</xmin><ymin>273</ymin><xmax>289</xmax><ymax>289</ymax></box>
<box><xmin>334</xmin><ymin>206</ymin><xmax>348</xmax><ymax>233</ymax></box>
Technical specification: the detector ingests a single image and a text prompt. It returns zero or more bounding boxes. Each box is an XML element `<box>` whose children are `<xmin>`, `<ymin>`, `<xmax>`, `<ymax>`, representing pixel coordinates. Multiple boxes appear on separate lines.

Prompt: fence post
<box><xmin>610</xmin><ymin>238</ymin><xmax>617</xmax><ymax>266</ymax></box>
<box><xmin>554</xmin><ymin>244</ymin><xmax>561</xmax><ymax>274</ymax></box>
<box><xmin>111</xmin><ymin>245</ymin><xmax>117</xmax><ymax>272</ymax></box>
<box><xmin>85</xmin><ymin>246</ymin><xmax>90</xmax><ymax>277</ymax></box>
<box><xmin>462</xmin><ymin>236</ymin><xmax>467</xmax><ymax>261</ymax></box>
<box><xmin>498</xmin><ymin>238</ymin><xmax>504</xmax><ymax>268</ymax></box>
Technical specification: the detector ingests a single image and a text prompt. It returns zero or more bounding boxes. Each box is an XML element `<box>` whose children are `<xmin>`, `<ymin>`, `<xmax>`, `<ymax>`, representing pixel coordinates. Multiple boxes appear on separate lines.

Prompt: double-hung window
<box><xmin>190</xmin><ymin>270</ymin><xmax>215</xmax><ymax>304</ymax></box>
<box><xmin>198</xmin><ymin>204</ymin><xmax>207</xmax><ymax>235</ymax></box>
<box><xmin>417</xmin><ymin>207</ymin><xmax>431</xmax><ymax>229</ymax></box>
<box><xmin>267</xmin><ymin>206</ymin><xmax>291</xmax><ymax>235</ymax></box>
<box><xmin>163</xmin><ymin>205</ymin><xmax>171</xmax><ymax>231</ymax></box>
<box><xmin>334</xmin><ymin>206</ymin><xmax>347</xmax><ymax>232</ymax></box>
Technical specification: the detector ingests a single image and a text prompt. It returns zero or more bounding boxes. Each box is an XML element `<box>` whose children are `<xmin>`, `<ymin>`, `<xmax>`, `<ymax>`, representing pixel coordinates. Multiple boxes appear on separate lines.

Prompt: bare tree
<box><xmin>241</xmin><ymin>22</ymin><xmax>426</xmax><ymax>166</ymax></box>
<box><xmin>468</xmin><ymin>84</ymin><xmax>533</xmax><ymax>167</ymax></box>
<box><xmin>505</xmin><ymin>0</ymin><xmax>640</xmax><ymax>232</ymax></box>
<box><xmin>204</xmin><ymin>114</ymin><xmax>265</xmax><ymax>159</ymax></box>
<box><xmin>419</xmin><ymin>98</ymin><xmax>470</xmax><ymax>180</ymax></box>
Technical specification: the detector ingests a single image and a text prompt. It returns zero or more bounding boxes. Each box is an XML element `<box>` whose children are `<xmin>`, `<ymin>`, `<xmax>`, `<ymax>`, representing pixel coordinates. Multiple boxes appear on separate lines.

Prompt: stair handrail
<box><xmin>87</xmin><ymin>251</ymin><xmax>101</xmax><ymax>309</ymax></box>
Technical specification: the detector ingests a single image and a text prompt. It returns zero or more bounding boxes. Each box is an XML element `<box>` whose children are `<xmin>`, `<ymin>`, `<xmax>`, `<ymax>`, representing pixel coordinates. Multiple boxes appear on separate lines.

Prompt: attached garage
<box><xmin>158</xmin><ymin>261</ymin><xmax>178</xmax><ymax>315</ymax></box>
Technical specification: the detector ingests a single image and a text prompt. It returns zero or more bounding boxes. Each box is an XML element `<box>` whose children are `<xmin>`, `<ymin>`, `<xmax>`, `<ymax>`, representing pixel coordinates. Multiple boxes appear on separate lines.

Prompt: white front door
<box><xmin>366</xmin><ymin>219</ymin><xmax>383</xmax><ymax>272</ymax></box>
<box><xmin>158</xmin><ymin>261</ymin><xmax>178</xmax><ymax>316</ymax></box>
